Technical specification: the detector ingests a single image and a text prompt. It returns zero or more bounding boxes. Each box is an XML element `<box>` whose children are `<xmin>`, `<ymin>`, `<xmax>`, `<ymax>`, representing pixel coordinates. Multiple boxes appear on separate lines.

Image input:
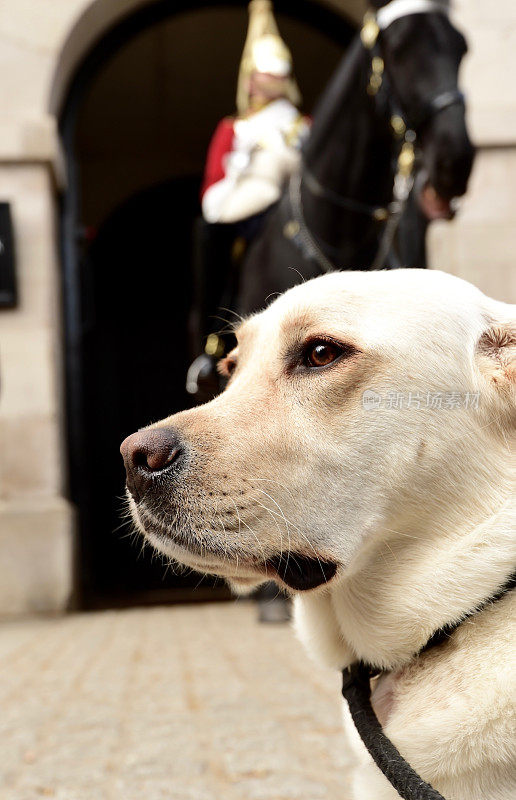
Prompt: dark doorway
<box><xmin>59</xmin><ymin>1</ymin><xmax>354</xmax><ymax>609</ymax></box>
<box><xmin>76</xmin><ymin>178</ymin><xmax>226</xmax><ymax>608</ymax></box>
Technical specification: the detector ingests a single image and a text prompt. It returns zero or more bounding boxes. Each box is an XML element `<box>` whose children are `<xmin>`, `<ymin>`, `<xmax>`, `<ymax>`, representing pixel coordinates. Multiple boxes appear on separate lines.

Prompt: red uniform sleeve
<box><xmin>201</xmin><ymin>117</ymin><xmax>235</xmax><ymax>199</ymax></box>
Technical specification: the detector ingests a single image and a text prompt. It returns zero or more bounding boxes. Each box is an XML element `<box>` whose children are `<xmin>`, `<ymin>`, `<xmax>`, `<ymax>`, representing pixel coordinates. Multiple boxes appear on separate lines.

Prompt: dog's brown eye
<box><xmin>305</xmin><ymin>341</ymin><xmax>343</xmax><ymax>368</ymax></box>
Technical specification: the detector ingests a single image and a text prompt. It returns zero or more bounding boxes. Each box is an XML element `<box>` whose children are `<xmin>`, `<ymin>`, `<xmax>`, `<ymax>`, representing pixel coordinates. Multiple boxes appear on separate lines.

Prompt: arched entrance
<box><xmin>58</xmin><ymin>1</ymin><xmax>355</xmax><ymax>609</ymax></box>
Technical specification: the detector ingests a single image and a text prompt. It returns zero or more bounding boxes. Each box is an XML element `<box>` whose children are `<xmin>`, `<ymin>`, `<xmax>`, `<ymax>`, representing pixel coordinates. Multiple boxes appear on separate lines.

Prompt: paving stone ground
<box><xmin>0</xmin><ymin>601</ymin><xmax>354</xmax><ymax>800</ymax></box>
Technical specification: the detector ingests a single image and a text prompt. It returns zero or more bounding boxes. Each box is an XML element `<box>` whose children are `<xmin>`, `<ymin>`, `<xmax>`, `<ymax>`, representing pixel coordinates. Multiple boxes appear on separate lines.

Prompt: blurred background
<box><xmin>0</xmin><ymin>2</ymin><xmax>515</xmax><ymax>798</ymax></box>
<box><xmin>0</xmin><ymin>0</ymin><xmax>514</xmax><ymax>614</ymax></box>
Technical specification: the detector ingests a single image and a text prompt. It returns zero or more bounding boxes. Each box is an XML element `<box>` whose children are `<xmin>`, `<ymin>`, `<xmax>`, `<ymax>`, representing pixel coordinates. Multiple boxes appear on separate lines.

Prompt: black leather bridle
<box><xmin>364</xmin><ymin>8</ymin><xmax>465</xmax><ymax>139</ymax></box>
<box><xmin>407</xmin><ymin>87</ymin><xmax>465</xmax><ymax>132</ymax></box>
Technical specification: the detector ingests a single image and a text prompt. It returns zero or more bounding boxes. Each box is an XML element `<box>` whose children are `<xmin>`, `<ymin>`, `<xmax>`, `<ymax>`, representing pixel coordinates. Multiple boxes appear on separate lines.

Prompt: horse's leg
<box><xmin>187</xmin><ymin>220</ymin><xmax>236</xmax><ymax>402</ymax></box>
<box><xmin>396</xmin><ymin>192</ymin><xmax>429</xmax><ymax>269</ymax></box>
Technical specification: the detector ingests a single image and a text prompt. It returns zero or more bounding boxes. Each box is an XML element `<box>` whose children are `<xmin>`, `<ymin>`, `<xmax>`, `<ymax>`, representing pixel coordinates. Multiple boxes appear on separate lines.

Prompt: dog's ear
<box><xmin>477</xmin><ymin>321</ymin><xmax>516</xmax><ymax>428</ymax></box>
<box><xmin>477</xmin><ymin>322</ymin><xmax>516</xmax><ymax>385</ymax></box>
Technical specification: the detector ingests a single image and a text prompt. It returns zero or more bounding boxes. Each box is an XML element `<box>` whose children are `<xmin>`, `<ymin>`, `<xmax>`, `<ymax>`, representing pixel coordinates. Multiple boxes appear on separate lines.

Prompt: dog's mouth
<box><xmin>131</xmin><ymin>500</ymin><xmax>337</xmax><ymax>592</ymax></box>
<box><xmin>266</xmin><ymin>554</ymin><xmax>338</xmax><ymax>591</ymax></box>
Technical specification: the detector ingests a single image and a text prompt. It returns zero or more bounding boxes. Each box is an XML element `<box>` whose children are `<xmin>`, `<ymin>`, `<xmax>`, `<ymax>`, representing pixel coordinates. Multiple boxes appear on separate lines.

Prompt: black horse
<box><xmin>189</xmin><ymin>0</ymin><xmax>474</xmax><ymax>395</ymax></box>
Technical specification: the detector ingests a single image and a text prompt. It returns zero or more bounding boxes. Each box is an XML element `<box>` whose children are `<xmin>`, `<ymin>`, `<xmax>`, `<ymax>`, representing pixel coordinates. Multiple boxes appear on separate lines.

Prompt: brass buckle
<box><xmin>398</xmin><ymin>140</ymin><xmax>415</xmax><ymax>178</ymax></box>
<box><xmin>361</xmin><ymin>12</ymin><xmax>380</xmax><ymax>50</ymax></box>
<box><xmin>367</xmin><ymin>55</ymin><xmax>384</xmax><ymax>96</ymax></box>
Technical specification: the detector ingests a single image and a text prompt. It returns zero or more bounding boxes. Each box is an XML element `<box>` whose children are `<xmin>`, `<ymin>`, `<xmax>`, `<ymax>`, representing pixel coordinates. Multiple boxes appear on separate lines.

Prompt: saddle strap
<box><xmin>341</xmin><ymin>664</ymin><xmax>446</xmax><ymax>800</ymax></box>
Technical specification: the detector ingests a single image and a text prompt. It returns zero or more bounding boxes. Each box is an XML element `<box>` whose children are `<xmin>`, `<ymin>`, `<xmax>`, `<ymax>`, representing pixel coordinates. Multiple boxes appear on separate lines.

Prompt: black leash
<box><xmin>341</xmin><ymin>570</ymin><xmax>516</xmax><ymax>800</ymax></box>
<box><xmin>342</xmin><ymin>663</ymin><xmax>446</xmax><ymax>800</ymax></box>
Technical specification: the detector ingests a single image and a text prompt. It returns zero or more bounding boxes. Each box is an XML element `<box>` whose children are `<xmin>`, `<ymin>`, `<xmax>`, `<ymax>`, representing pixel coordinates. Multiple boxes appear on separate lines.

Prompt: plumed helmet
<box><xmin>236</xmin><ymin>0</ymin><xmax>302</xmax><ymax>115</ymax></box>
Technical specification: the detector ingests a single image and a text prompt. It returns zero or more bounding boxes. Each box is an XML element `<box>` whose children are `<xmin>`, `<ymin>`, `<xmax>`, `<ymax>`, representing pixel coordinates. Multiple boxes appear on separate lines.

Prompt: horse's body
<box><xmin>238</xmin><ymin>37</ymin><xmax>405</xmax><ymax>315</ymax></box>
<box><xmin>238</xmin><ymin>2</ymin><xmax>474</xmax><ymax>315</ymax></box>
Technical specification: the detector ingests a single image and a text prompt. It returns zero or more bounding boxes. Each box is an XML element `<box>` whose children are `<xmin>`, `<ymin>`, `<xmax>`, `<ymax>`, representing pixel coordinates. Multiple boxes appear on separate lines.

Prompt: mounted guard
<box><xmin>189</xmin><ymin>0</ymin><xmax>474</xmax><ymax>402</ymax></box>
<box><xmin>189</xmin><ymin>0</ymin><xmax>309</xmax><ymax>397</ymax></box>
<box><xmin>201</xmin><ymin>0</ymin><xmax>309</xmax><ymax>228</ymax></box>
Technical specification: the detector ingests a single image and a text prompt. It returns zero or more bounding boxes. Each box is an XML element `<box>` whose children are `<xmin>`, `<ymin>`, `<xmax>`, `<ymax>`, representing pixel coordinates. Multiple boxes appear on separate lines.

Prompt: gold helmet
<box><xmin>236</xmin><ymin>0</ymin><xmax>302</xmax><ymax>116</ymax></box>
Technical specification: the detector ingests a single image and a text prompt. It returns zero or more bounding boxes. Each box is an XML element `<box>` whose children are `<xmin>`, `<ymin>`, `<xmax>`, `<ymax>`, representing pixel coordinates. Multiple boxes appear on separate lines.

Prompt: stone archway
<box><xmin>0</xmin><ymin>0</ymin><xmax>512</xmax><ymax>615</ymax></box>
<box><xmin>49</xmin><ymin>0</ymin><xmax>364</xmax><ymax>120</ymax></box>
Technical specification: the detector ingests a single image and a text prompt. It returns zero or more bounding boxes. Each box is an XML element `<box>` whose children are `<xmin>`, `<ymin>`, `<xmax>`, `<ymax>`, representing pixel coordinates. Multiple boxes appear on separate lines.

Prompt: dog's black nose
<box><xmin>120</xmin><ymin>427</ymin><xmax>183</xmax><ymax>500</ymax></box>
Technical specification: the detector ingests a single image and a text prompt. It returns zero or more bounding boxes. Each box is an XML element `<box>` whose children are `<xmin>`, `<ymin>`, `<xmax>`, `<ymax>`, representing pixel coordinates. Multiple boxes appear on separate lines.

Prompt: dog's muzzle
<box><xmin>120</xmin><ymin>426</ymin><xmax>339</xmax><ymax>592</ymax></box>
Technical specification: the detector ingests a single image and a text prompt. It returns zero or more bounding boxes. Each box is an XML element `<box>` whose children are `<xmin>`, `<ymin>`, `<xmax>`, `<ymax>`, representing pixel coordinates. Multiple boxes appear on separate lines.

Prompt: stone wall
<box><xmin>427</xmin><ymin>0</ymin><xmax>516</xmax><ymax>303</ymax></box>
<box><xmin>0</xmin><ymin>165</ymin><xmax>72</xmax><ymax>614</ymax></box>
<box><xmin>0</xmin><ymin>0</ymin><xmax>513</xmax><ymax>613</ymax></box>
<box><xmin>429</xmin><ymin>149</ymin><xmax>516</xmax><ymax>303</ymax></box>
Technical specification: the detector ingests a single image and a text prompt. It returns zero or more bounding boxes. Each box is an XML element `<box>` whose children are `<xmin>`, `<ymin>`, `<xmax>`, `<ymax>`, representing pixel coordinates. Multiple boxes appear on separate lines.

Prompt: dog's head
<box><xmin>121</xmin><ymin>269</ymin><xmax>515</xmax><ymax>596</ymax></box>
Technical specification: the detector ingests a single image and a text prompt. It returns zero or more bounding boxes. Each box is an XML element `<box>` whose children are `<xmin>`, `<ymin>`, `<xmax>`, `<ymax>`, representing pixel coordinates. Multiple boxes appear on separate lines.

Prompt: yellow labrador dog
<box><xmin>121</xmin><ymin>269</ymin><xmax>515</xmax><ymax>800</ymax></box>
